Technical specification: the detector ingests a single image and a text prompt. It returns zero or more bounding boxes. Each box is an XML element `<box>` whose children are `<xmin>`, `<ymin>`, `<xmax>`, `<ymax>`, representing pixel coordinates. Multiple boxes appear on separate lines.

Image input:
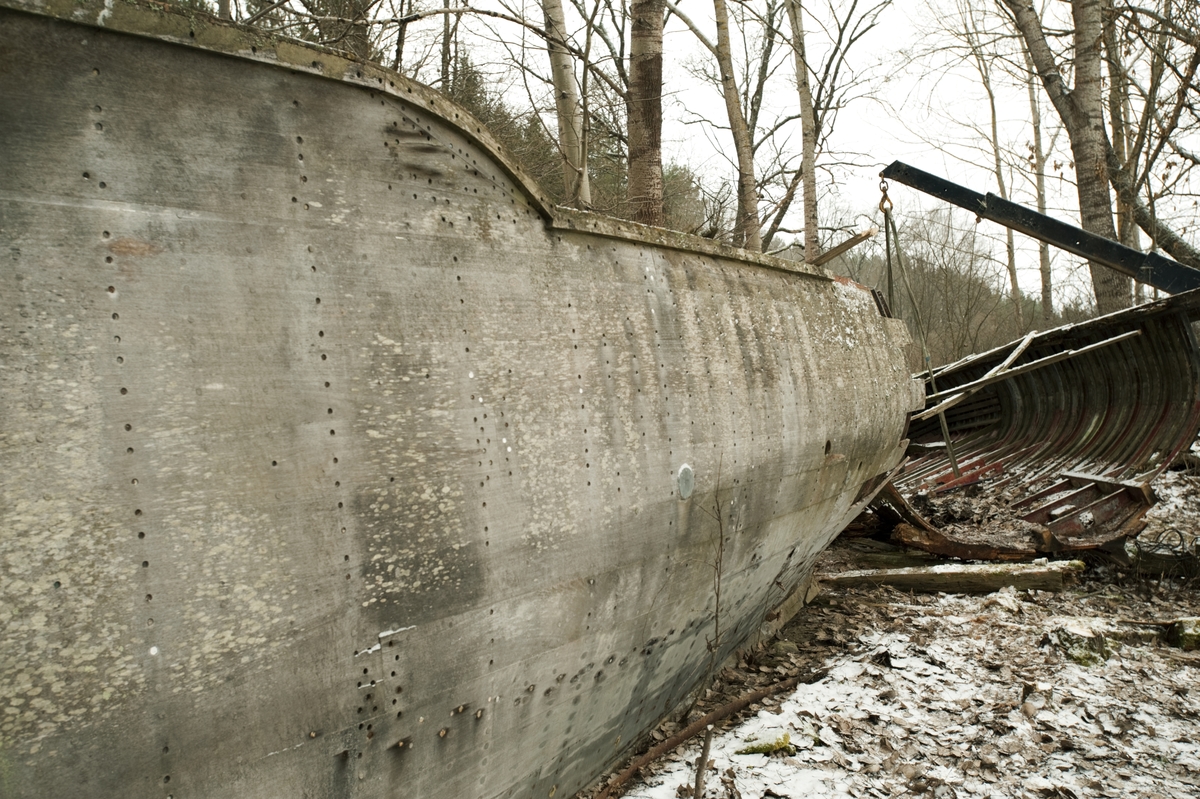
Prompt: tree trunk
<box><xmin>786</xmin><ymin>0</ymin><xmax>819</xmax><ymax>262</ymax></box>
<box><xmin>1070</xmin><ymin>0</ymin><xmax>1129</xmax><ymax>313</ymax></box>
<box><xmin>441</xmin><ymin>1</ymin><xmax>451</xmax><ymax>88</ymax></box>
<box><xmin>1104</xmin><ymin>24</ymin><xmax>1132</xmax><ymax>244</ymax></box>
<box><xmin>1003</xmin><ymin>0</ymin><xmax>1130</xmax><ymax>314</ymax></box>
<box><xmin>218</xmin><ymin>0</ymin><xmax>230</xmax><ymax>19</ymax></box>
<box><xmin>1024</xmin><ymin>48</ymin><xmax>1053</xmax><ymax>326</ymax></box>
<box><xmin>628</xmin><ymin>0</ymin><xmax>664</xmax><ymax>227</ymax></box>
<box><xmin>1107</xmin><ymin>146</ymin><xmax>1200</xmax><ymax>269</ymax></box>
<box><xmin>543</xmin><ymin>0</ymin><xmax>591</xmax><ymax>207</ymax></box>
<box><xmin>1102</xmin><ymin>0</ymin><xmax>1142</xmax><ymax>267</ymax></box>
<box><xmin>713</xmin><ymin>0</ymin><xmax>760</xmax><ymax>250</ymax></box>
<box><xmin>393</xmin><ymin>0</ymin><xmax>412</xmax><ymax>71</ymax></box>
<box><xmin>975</xmin><ymin>42</ymin><xmax>1023</xmax><ymax>328</ymax></box>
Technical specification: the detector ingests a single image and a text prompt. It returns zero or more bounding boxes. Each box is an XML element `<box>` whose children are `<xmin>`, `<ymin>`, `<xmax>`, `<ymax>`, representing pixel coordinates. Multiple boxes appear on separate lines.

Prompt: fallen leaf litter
<box><xmin>583</xmin><ymin>467</ymin><xmax>1200</xmax><ymax>799</ymax></box>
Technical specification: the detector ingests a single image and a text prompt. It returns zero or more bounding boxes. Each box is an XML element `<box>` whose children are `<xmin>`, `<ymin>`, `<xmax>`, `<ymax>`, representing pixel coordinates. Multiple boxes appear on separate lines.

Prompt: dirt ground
<box><xmin>592</xmin><ymin>468</ymin><xmax>1200</xmax><ymax>799</ymax></box>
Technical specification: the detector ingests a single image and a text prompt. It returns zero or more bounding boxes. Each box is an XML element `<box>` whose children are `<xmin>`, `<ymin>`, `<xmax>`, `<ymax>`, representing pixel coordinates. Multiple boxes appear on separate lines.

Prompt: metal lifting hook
<box><xmin>876</xmin><ymin>173</ymin><xmax>960</xmax><ymax>478</ymax></box>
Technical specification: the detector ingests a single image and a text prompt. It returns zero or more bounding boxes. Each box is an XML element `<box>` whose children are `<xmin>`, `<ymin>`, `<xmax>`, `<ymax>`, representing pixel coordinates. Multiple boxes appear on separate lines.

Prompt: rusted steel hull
<box><xmin>877</xmin><ymin>291</ymin><xmax>1200</xmax><ymax>559</ymax></box>
<box><xmin>0</xmin><ymin>3</ymin><xmax>920</xmax><ymax>798</ymax></box>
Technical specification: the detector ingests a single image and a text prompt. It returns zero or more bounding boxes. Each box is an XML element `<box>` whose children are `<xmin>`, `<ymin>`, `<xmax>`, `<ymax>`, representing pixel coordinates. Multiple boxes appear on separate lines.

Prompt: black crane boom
<box><xmin>880</xmin><ymin>161</ymin><xmax>1200</xmax><ymax>295</ymax></box>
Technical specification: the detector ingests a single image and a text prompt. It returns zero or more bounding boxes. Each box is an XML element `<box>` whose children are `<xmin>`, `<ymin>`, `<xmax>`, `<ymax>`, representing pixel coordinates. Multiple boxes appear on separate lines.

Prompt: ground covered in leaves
<box><xmin>600</xmin><ymin>554</ymin><xmax>1200</xmax><ymax>799</ymax></box>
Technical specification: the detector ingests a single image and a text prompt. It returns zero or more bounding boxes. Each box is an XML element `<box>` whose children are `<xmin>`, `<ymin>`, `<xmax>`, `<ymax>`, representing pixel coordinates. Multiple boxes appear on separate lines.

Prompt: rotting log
<box><xmin>818</xmin><ymin>560</ymin><xmax>1085</xmax><ymax>593</ymax></box>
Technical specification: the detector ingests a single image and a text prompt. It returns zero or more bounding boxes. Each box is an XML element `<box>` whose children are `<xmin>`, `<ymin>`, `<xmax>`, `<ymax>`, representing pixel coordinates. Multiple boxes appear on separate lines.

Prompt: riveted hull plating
<box><xmin>0</xmin><ymin>3</ymin><xmax>921</xmax><ymax>796</ymax></box>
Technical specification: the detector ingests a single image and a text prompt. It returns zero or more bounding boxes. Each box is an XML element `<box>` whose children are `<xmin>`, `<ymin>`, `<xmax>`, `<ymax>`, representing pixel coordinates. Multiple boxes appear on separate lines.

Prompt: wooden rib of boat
<box><xmin>0</xmin><ymin>2</ymin><xmax>921</xmax><ymax>796</ymax></box>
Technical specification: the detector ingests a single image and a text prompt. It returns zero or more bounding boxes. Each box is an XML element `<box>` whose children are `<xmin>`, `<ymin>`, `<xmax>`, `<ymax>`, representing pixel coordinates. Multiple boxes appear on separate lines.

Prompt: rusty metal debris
<box><xmin>868</xmin><ymin>163</ymin><xmax>1200</xmax><ymax>561</ymax></box>
<box><xmin>874</xmin><ymin>289</ymin><xmax>1200</xmax><ymax>560</ymax></box>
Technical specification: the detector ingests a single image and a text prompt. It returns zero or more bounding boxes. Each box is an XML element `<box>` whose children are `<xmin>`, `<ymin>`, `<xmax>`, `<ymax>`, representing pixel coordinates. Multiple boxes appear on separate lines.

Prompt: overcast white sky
<box><xmin>645</xmin><ymin>0</ymin><xmax>1096</xmax><ymax>303</ymax></box>
<box><xmin>389</xmin><ymin>0</ymin><xmax>1198</xmax><ymax>306</ymax></box>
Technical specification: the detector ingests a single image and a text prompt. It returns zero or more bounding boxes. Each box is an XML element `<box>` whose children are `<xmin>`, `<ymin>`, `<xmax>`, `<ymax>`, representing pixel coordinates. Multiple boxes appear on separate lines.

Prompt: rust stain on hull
<box><xmin>107</xmin><ymin>237</ymin><xmax>164</xmax><ymax>256</ymax></box>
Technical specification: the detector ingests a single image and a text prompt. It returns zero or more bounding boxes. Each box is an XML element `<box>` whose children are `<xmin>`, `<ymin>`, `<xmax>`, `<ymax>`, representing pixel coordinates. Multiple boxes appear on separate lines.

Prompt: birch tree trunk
<box><xmin>1068</xmin><ymin>0</ymin><xmax>1130</xmax><ymax>312</ymax></box>
<box><xmin>1104</xmin><ymin>11</ymin><xmax>1144</xmax><ymax>301</ymax></box>
<box><xmin>1024</xmin><ymin>49</ymin><xmax>1054</xmax><ymax>326</ymax></box>
<box><xmin>628</xmin><ymin>0</ymin><xmax>664</xmax><ymax>226</ymax></box>
<box><xmin>713</xmin><ymin>0</ymin><xmax>760</xmax><ymax>250</ymax></box>
<box><xmin>970</xmin><ymin>25</ymin><xmax>1023</xmax><ymax>328</ymax></box>
<box><xmin>1002</xmin><ymin>0</ymin><xmax>1130</xmax><ymax>314</ymax></box>
<box><xmin>543</xmin><ymin>0</ymin><xmax>592</xmax><ymax>206</ymax></box>
<box><xmin>441</xmin><ymin>1</ymin><xmax>451</xmax><ymax>88</ymax></box>
<box><xmin>786</xmin><ymin>0</ymin><xmax>820</xmax><ymax>262</ymax></box>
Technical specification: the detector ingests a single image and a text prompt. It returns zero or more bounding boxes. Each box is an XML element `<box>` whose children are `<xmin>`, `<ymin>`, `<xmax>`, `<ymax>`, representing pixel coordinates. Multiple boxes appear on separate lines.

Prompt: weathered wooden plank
<box><xmin>819</xmin><ymin>560</ymin><xmax>1086</xmax><ymax>593</ymax></box>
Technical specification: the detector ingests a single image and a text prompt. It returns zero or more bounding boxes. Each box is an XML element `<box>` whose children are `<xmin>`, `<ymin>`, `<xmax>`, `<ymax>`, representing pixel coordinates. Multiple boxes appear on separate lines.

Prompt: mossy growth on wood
<box><xmin>734</xmin><ymin>732</ymin><xmax>795</xmax><ymax>756</ymax></box>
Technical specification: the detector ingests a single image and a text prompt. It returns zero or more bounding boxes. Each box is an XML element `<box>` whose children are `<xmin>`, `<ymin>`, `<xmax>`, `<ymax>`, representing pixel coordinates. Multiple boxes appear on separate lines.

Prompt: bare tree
<box><xmin>664</xmin><ymin>0</ymin><xmax>760</xmax><ymax>247</ymax></box>
<box><xmin>669</xmin><ymin>0</ymin><xmax>889</xmax><ymax>252</ymax></box>
<box><xmin>1001</xmin><ymin>0</ymin><xmax>1131</xmax><ymax>313</ymax></box>
<box><xmin>999</xmin><ymin>0</ymin><xmax>1200</xmax><ymax>310</ymax></box>
<box><xmin>893</xmin><ymin>208</ymin><xmax>1016</xmax><ymax>366</ymax></box>
<box><xmin>543</xmin><ymin>0</ymin><xmax>592</xmax><ymax>205</ymax></box>
<box><xmin>952</xmin><ymin>2</ymin><xmax>1024</xmax><ymax>328</ymax></box>
<box><xmin>713</xmin><ymin>0</ymin><xmax>763</xmax><ymax>249</ymax></box>
<box><xmin>628</xmin><ymin>0</ymin><xmax>665</xmax><ymax>225</ymax></box>
<box><xmin>242</xmin><ymin>0</ymin><xmax>383</xmax><ymax>58</ymax></box>
<box><xmin>786</xmin><ymin>0</ymin><xmax>820</xmax><ymax>261</ymax></box>
<box><xmin>1100</xmin><ymin>0</ymin><xmax>1200</xmax><ymax>269</ymax></box>
<box><xmin>1023</xmin><ymin>47</ymin><xmax>1055</xmax><ymax>325</ymax></box>
<box><xmin>765</xmin><ymin>0</ymin><xmax>892</xmax><ymax>252</ymax></box>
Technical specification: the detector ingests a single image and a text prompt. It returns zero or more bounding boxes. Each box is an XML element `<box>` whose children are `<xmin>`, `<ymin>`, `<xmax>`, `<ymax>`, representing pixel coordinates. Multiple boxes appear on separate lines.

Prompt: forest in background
<box><xmin>171</xmin><ymin>0</ymin><xmax>1197</xmax><ymax>368</ymax></box>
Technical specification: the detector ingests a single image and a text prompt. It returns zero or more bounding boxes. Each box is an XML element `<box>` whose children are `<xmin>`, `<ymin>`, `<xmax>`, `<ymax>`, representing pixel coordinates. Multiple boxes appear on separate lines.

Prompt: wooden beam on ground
<box><xmin>818</xmin><ymin>559</ymin><xmax>1085</xmax><ymax>594</ymax></box>
<box><xmin>891</xmin><ymin>521</ymin><xmax>1051</xmax><ymax>561</ymax></box>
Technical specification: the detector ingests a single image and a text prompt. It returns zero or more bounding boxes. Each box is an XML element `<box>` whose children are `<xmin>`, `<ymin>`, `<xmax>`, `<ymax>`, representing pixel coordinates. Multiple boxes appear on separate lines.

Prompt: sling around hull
<box><xmin>0</xmin><ymin>3</ymin><xmax>921</xmax><ymax>796</ymax></box>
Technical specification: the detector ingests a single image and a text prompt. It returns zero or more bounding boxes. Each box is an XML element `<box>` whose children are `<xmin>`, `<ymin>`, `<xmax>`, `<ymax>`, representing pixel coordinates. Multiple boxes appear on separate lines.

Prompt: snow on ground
<box><xmin>609</xmin><ymin>567</ymin><xmax>1200</xmax><ymax>799</ymax></box>
<box><xmin>1141</xmin><ymin>464</ymin><xmax>1200</xmax><ymax>562</ymax></box>
<box><xmin>590</xmin><ymin>459</ymin><xmax>1200</xmax><ymax>799</ymax></box>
